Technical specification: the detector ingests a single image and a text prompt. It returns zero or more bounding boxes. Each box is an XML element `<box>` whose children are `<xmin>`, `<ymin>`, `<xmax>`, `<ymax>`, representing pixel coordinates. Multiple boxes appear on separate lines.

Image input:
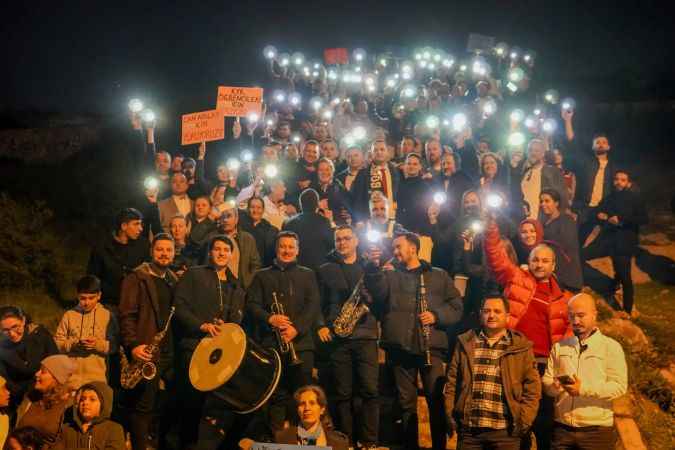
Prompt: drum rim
<box><xmin>233</xmin><ymin>347</ymin><xmax>282</xmax><ymax>414</ymax></box>
<box><xmin>189</xmin><ymin>323</ymin><xmax>247</xmax><ymax>391</ymax></box>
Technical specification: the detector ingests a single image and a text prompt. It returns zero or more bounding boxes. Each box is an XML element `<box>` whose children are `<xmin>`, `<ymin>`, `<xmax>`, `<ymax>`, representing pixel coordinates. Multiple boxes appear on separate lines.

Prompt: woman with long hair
<box><xmin>274</xmin><ymin>385</ymin><xmax>348</xmax><ymax>450</ymax></box>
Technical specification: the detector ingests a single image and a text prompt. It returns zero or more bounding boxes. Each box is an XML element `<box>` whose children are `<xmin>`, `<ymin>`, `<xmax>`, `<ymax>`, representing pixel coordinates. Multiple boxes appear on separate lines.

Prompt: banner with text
<box><xmin>216</xmin><ymin>86</ymin><xmax>263</xmax><ymax>117</ymax></box>
<box><xmin>181</xmin><ymin>109</ymin><xmax>225</xmax><ymax>146</ymax></box>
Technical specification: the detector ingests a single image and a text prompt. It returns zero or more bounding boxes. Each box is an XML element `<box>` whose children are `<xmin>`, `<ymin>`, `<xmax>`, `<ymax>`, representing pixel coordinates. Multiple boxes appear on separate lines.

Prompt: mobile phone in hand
<box><xmin>557</xmin><ymin>375</ymin><xmax>575</xmax><ymax>385</ymax></box>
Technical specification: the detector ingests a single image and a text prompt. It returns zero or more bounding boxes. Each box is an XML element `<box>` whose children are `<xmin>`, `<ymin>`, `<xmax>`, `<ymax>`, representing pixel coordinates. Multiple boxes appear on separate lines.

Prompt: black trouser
<box><xmin>459</xmin><ymin>428</ymin><xmax>520</xmax><ymax>450</ymax></box>
<box><xmin>194</xmin><ymin>393</ymin><xmax>238</xmax><ymax>450</ymax></box>
<box><xmin>331</xmin><ymin>339</ymin><xmax>379</xmax><ymax>446</ymax></box>
<box><xmin>582</xmin><ymin>235</ymin><xmax>634</xmax><ymax>313</ymax></box>
<box><xmin>551</xmin><ymin>423</ymin><xmax>615</xmax><ymax>450</ymax></box>
<box><xmin>120</xmin><ymin>377</ymin><xmax>166</xmax><ymax>450</ymax></box>
<box><xmin>522</xmin><ymin>363</ymin><xmax>554</xmax><ymax>450</ymax></box>
<box><xmin>388</xmin><ymin>348</ymin><xmax>447</xmax><ymax>450</ymax></box>
<box><xmin>269</xmin><ymin>350</ymin><xmax>314</xmax><ymax>431</ymax></box>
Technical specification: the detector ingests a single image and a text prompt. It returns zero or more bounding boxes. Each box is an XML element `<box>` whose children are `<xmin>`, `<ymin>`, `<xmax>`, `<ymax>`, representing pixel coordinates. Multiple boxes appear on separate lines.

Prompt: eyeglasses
<box><xmin>335</xmin><ymin>236</ymin><xmax>353</xmax><ymax>242</ymax></box>
<box><xmin>1</xmin><ymin>323</ymin><xmax>23</xmax><ymax>336</ymax></box>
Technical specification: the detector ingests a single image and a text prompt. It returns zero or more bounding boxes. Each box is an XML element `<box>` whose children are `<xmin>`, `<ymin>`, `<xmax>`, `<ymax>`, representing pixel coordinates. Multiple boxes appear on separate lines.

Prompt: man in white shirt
<box><xmin>158</xmin><ymin>173</ymin><xmax>193</xmax><ymax>233</ymax></box>
<box><xmin>542</xmin><ymin>293</ymin><xmax>627</xmax><ymax>450</ymax></box>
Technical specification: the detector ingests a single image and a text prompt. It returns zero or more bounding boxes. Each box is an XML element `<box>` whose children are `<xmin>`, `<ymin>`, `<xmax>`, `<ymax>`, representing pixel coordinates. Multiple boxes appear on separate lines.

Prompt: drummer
<box><xmin>174</xmin><ymin>234</ymin><xmax>247</xmax><ymax>449</ymax></box>
<box><xmin>246</xmin><ymin>231</ymin><xmax>321</xmax><ymax>432</ymax></box>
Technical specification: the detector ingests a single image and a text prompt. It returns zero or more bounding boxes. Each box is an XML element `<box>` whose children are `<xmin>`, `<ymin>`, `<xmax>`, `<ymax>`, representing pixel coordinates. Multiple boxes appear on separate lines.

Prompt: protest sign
<box><xmin>324</xmin><ymin>48</ymin><xmax>349</xmax><ymax>65</ymax></box>
<box><xmin>216</xmin><ymin>86</ymin><xmax>263</xmax><ymax>117</ymax></box>
<box><xmin>181</xmin><ymin>109</ymin><xmax>225</xmax><ymax>146</ymax></box>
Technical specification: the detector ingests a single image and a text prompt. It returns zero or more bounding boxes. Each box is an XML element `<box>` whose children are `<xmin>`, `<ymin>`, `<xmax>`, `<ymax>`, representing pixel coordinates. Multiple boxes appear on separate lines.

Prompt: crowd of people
<box><xmin>0</xmin><ymin>43</ymin><xmax>644</xmax><ymax>450</ymax></box>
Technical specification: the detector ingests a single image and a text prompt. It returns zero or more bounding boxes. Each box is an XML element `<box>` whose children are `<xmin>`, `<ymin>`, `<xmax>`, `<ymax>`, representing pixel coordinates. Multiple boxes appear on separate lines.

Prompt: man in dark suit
<box><xmin>158</xmin><ymin>173</ymin><xmax>194</xmax><ymax>234</ymax></box>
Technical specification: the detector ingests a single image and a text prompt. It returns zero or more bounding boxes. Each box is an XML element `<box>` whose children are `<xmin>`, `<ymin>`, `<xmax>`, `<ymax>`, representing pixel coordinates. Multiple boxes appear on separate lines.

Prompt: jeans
<box><xmin>459</xmin><ymin>428</ymin><xmax>520</xmax><ymax>450</ymax></box>
<box><xmin>388</xmin><ymin>349</ymin><xmax>447</xmax><ymax>450</ymax></box>
<box><xmin>331</xmin><ymin>339</ymin><xmax>379</xmax><ymax>445</ymax></box>
<box><xmin>551</xmin><ymin>423</ymin><xmax>616</xmax><ymax>450</ymax></box>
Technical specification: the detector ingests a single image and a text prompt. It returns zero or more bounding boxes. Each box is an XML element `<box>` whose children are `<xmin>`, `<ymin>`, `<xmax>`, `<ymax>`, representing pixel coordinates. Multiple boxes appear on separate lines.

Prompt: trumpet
<box><xmin>271</xmin><ymin>292</ymin><xmax>302</xmax><ymax>366</ymax></box>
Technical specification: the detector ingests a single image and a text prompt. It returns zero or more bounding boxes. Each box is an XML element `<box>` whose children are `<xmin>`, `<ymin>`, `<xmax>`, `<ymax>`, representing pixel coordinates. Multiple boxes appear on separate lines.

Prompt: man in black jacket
<box><xmin>582</xmin><ymin>170</ymin><xmax>648</xmax><ymax>316</ymax></box>
<box><xmin>365</xmin><ymin>232</ymin><xmax>463</xmax><ymax>450</ymax></box>
<box><xmin>87</xmin><ymin>208</ymin><xmax>149</xmax><ymax>312</ymax></box>
<box><xmin>283</xmin><ymin>189</ymin><xmax>334</xmax><ymax>271</ymax></box>
<box><xmin>396</xmin><ymin>153</ymin><xmax>433</xmax><ymax>236</ymax></box>
<box><xmin>318</xmin><ymin>226</ymin><xmax>379</xmax><ymax>449</ymax></box>
<box><xmin>246</xmin><ymin>231</ymin><xmax>321</xmax><ymax>431</ymax></box>
<box><xmin>174</xmin><ymin>235</ymin><xmax>247</xmax><ymax>448</ymax></box>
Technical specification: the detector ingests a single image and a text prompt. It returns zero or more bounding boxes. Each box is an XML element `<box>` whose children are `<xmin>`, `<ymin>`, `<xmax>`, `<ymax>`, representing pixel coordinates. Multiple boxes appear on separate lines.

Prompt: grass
<box><xmin>632</xmin><ymin>282</ymin><xmax>675</xmax><ymax>362</ymax></box>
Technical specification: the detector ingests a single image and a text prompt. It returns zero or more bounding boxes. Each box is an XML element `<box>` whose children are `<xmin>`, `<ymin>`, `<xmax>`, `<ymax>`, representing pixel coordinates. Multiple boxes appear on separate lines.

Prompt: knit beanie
<box><xmin>41</xmin><ymin>355</ymin><xmax>75</xmax><ymax>385</ymax></box>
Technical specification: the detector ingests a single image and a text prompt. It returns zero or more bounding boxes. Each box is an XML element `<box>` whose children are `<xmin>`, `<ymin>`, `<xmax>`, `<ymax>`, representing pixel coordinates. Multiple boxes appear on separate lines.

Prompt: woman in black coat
<box><xmin>0</xmin><ymin>306</ymin><xmax>58</xmax><ymax>411</ymax></box>
<box><xmin>238</xmin><ymin>197</ymin><xmax>278</xmax><ymax>267</ymax></box>
<box><xmin>540</xmin><ymin>188</ymin><xmax>583</xmax><ymax>292</ymax></box>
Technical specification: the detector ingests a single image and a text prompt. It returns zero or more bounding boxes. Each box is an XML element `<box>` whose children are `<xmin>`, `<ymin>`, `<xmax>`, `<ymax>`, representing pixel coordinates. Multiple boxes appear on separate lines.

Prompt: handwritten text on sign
<box><xmin>181</xmin><ymin>110</ymin><xmax>225</xmax><ymax>146</ymax></box>
<box><xmin>216</xmin><ymin>86</ymin><xmax>263</xmax><ymax>117</ymax></box>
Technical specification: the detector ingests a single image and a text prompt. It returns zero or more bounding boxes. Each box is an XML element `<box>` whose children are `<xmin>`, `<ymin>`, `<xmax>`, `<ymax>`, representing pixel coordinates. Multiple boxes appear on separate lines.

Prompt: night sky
<box><xmin>2</xmin><ymin>0</ymin><xmax>675</xmax><ymax>117</ymax></box>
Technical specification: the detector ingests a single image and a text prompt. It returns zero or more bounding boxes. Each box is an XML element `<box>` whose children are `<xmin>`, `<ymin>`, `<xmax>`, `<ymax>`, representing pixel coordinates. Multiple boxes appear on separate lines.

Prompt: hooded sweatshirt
<box><xmin>54</xmin><ymin>381</ymin><xmax>125</xmax><ymax>450</ymax></box>
<box><xmin>54</xmin><ymin>303</ymin><xmax>118</xmax><ymax>389</ymax></box>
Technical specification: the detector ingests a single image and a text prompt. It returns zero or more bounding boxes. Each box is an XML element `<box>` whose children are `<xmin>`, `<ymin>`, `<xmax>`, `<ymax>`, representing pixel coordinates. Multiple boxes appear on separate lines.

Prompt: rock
<box><xmin>598</xmin><ymin>318</ymin><xmax>651</xmax><ymax>354</ymax></box>
<box><xmin>613</xmin><ymin>394</ymin><xmax>636</xmax><ymax>418</ymax></box>
<box><xmin>615</xmin><ymin>417</ymin><xmax>648</xmax><ymax>450</ymax></box>
<box><xmin>659</xmin><ymin>363</ymin><xmax>675</xmax><ymax>388</ymax></box>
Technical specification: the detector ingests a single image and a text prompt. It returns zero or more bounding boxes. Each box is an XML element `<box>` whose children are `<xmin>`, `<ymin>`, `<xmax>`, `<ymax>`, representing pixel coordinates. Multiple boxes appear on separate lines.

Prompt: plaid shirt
<box><xmin>467</xmin><ymin>330</ymin><xmax>511</xmax><ymax>429</ymax></box>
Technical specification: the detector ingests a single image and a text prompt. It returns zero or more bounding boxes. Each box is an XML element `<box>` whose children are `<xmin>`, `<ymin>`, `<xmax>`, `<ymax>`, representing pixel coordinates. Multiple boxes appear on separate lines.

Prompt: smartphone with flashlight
<box><xmin>556</xmin><ymin>375</ymin><xmax>575</xmax><ymax>385</ymax></box>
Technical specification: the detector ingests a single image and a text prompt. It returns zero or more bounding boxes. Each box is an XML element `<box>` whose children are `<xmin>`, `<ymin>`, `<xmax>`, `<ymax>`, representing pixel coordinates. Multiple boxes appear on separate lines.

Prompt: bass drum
<box><xmin>189</xmin><ymin>323</ymin><xmax>281</xmax><ymax>414</ymax></box>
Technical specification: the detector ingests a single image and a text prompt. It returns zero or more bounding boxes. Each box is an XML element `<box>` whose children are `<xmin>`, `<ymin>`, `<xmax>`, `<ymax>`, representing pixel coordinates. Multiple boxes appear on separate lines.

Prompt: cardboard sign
<box><xmin>216</xmin><ymin>86</ymin><xmax>263</xmax><ymax>117</ymax></box>
<box><xmin>324</xmin><ymin>48</ymin><xmax>349</xmax><ymax>65</ymax></box>
<box><xmin>251</xmin><ymin>444</ymin><xmax>331</xmax><ymax>450</ymax></box>
<box><xmin>181</xmin><ymin>109</ymin><xmax>225</xmax><ymax>146</ymax></box>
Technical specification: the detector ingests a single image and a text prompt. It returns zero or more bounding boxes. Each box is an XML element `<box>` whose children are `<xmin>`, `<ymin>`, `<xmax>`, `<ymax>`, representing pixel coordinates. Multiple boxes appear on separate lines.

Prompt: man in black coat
<box><xmin>87</xmin><ymin>208</ymin><xmax>149</xmax><ymax>311</ymax></box>
<box><xmin>174</xmin><ymin>235</ymin><xmax>247</xmax><ymax>448</ymax></box>
<box><xmin>396</xmin><ymin>153</ymin><xmax>433</xmax><ymax>236</ymax></box>
<box><xmin>282</xmin><ymin>189</ymin><xmax>334</xmax><ymax>272</ymax></box>
<box><xmin>246</xmin><ymin>231</ymin><xmax>321</xmax><ymax>432</ymax></box>
<box><xmin>317</xmin><ymin>226</ymin><xmax>379</xmax><ymax>448</ymax></box>
<box><xmin>365</xmin><ymin>232</ymin><xmax>463</xmax><ymax>450</ymax></box>
<box><xmin>582</xmin><ymin>170</ymin><xmax>648</xmax><ymax>315</ymax></box>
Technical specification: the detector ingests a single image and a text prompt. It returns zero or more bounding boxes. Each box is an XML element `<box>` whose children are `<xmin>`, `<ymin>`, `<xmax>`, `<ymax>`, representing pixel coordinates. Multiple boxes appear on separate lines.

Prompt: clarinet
<box><xmin>419</xmin><ymin>273</ymin><xmax>432</xmax><ymax>367</ymax></box>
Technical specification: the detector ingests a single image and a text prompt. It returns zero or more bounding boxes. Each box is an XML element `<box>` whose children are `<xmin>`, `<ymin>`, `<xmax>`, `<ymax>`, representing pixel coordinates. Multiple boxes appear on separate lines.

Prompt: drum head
<box><xmin>189</xmin><ymin>323</ymin><xmax>246</xmax><ymax>392</ymax></box>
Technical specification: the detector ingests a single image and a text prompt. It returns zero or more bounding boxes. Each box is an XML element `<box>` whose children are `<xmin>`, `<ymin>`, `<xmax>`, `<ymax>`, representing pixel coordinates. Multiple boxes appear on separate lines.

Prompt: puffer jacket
<box><xmin>484</xmin><ymin>221</ymin><xmax>572</xmax><ymax>345</ymax></box>
<box><xmin>365</xmin><ymin>260</ymin><xmax>463</xmax><ymax>354</ymax></box>
<box><xmin>54</xmin><ymin>381</ymin><xmax>125</xmax><ymax>450</ymax></box>
<box><xmin>444</xmin><ymin>329</ymin><xmax>541</xmax><ymax>437</ymax></box>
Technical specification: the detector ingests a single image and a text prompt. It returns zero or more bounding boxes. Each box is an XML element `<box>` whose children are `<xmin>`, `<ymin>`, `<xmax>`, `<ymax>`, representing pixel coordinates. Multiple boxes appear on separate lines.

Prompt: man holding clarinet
<box><xmin>365</xmin><ymin>231</ymin><xmax>463</xmax><ymax>450</ymax></box>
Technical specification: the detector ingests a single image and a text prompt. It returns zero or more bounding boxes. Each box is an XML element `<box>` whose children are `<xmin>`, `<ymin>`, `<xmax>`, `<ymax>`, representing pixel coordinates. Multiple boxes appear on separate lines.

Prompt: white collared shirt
<box><xmin>172</xmin><ymin>194</ymin><xmax>191</xmax><ymax>217</ymax></box>
<box><xmin>589</xmin><ymin>159</ymin><xmax>608</xmax><ymax>207</ymax></box>
<box><xmin>542</xmin><ymin>329</ymin><xmax>627</xmax><ymax>427</ymax></box>
<box><xmin>521</xmin><ymin>165</ymin><xmax>543</xmax><ymax>219</ymax></box>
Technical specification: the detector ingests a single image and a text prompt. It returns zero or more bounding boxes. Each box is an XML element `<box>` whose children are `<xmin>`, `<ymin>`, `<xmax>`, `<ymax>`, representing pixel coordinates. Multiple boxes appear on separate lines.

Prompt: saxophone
<box><xmin>120</xmin><ymin>306</ymin><xmax>175</xmax><ymax>389</ymax></box>
<box><xmin>418</xmin><ymin>273</ymin><xmax>432</xmax><ymax>367</ymax></box>
<box><xmin>333</xmin><ymin>275</ymin><xmax>370</xmax><ymax>338</ymax></box>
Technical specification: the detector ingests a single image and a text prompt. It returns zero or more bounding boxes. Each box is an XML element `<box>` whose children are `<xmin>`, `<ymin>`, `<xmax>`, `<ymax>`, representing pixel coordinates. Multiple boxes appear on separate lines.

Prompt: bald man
<box><xmin>543</xmin><ymin>294</ymin><xmax>627</xmax><ymax>450</ymax></box>
<box><xmin>484</xmin><ymin>216</ymin><xmax>573</xmax><ymax>450</ymax></box>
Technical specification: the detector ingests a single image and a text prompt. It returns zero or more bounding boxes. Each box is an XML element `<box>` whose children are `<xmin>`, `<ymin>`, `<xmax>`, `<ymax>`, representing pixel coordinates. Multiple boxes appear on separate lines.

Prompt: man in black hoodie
<box><xmin>365</xmin><ymin>232</ymin><xmax>463</xmax><ymax>450</ymax></box>
<box><xmin>87</xmin><ymin>208</ymin><xmax>149</xmax><ymax>312</ymax></box>
<box><xmin>582</xmin><ymin>170</ymin><xmax>648</xmax><ymax>316</ymax></box>
<box><xmin>396</xmin><ymin>153</ymin><xmax>433</xmax><ymax>236</ymax></box>
<box><xmin>317</xmin><ymin>225</ymin><xmax>379</xmax><ymax>449</ymax></box>
<box><xmin>246</xmin><ymin>231</ymin><xmax>321</xmax><ymax>432</ymax></box>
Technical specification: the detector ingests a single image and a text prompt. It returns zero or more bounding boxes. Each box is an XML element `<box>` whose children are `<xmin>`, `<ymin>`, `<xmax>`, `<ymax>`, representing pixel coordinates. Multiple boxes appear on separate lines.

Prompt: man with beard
<box><xmin>563</xmin><ymin>110</ymin><xmax>617</xmax><ymax>241</ymax></box>
<box><xmin>119</xmin><ymin>234</ymin><xmax>178</xmax><ymax>450</ymax></box>
<box><xmin>582</xmin><ymin>170</ymin><xmax>648</xmax><ymax>317</ymax></box>
<box><xmin>318</xmin><ymin>226</ymin><xmax>379</xmax><ymax>449</ymax></box>
<box><xmin>365</xmin><ymin>232</ymin><xmax>462</xmax><ymax>450</ymax></box>
<box><xmin>519</xmin><ymin>139</ymin><xmax>568</xmax><ymax>221</ymax></box>
<box><xmin>174</xmin><ymin>235</ymin><xmax>247</xmax><ymax>448</ymax></box>
<box><xmin>246</xmin><ymin>231</ymin><xmax>321</xmax><ymax>432</ymax></box>
<box><xmin>351</xmin><ymin>139</ymin><xmax>401</xmax><ymax>223</ymax></box>
<box><xmin>423</xmin><ymin>138</ymin><xmax>443</xmax><ymax>177</ymax></box>
<box><xmin>87</xmin><ymin>208</ymin><xmax>149</xmax><ymax>312</ymax></box>
<box><xmin>356</xmin><ymin>192</ymin><xmax>406</xmax><ymax>265</ymax></box>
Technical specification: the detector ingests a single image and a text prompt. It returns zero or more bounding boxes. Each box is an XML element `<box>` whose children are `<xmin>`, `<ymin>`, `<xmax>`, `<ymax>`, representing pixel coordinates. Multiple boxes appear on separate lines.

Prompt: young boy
<box><xmin>55</xmin><ymin>381</ymin><xmax>125</xmax><ymax>450</ymax></box>
<box><xmin>54</xmin><ymin>276</ymin><xmax>118</xmax><ymax>388</ymax></box>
